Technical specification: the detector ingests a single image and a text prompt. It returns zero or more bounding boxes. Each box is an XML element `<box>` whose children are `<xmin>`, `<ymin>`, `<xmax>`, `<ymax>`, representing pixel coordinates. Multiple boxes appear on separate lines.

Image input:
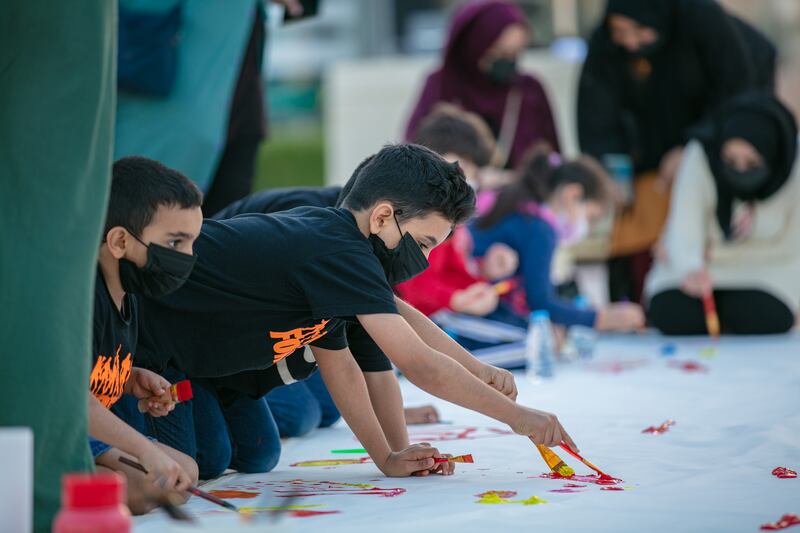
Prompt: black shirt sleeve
<box><xmin>346</xmin><ymin>322</ymin><xmax>392</xmax><ymax>373</ymax></box>
<box><xmin>294</xmin><ymin>249</ymin><xmax>398</xmax><ymax>319</ymax></box>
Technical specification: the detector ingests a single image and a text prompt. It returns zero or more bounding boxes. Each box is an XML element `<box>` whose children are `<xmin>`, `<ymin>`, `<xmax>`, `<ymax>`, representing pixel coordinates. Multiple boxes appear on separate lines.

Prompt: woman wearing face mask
<box><xmin>470</xmin><ymin>146</ymin><xmax>645</xmax><ymax>332</ymax></box>
<box><xmin>405</xmin><ymin>0</ymin><xmax>560</xmax><ymax>170</ymax></box>
<box><xmin>578</xmin><ymin>0</ymin><xmax>776</xmax><ymax>304</ymax></box>
<box><xmin>646</xmin><ymin>93</ymin><xmax>799</xmax><ymax>335</ymax></box>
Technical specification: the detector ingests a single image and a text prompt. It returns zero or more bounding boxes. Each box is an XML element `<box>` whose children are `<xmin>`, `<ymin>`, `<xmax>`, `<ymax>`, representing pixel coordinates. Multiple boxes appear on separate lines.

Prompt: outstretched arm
<box><xmin>313</xmin><ymin>346</ymin><xmax>443</xmax><ymax>477</ymax></box>
<box><xmin>357</xmin><ymin>313</ymin><xmax>577</xmax><ymax>451</ymax></box>
<box><xmin>363</xmin><ymin>370</ymin><xmax>409</xmax><ymax>451</ymax></box>
<box><xmin>394</xmin><ymin>296</ymin><xmax>517</xmax><ymax>400</ymax></box>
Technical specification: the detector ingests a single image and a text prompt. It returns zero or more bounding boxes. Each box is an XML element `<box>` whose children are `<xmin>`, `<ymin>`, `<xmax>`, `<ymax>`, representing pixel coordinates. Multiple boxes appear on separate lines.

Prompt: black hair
<box><xmin>341</xmin><ymin>143</ymin><xmax>476</xmax><ymax>225</ymax></box>
<box><xmin>477</xmin><ymin>144</ymin><xmax>612</xmax><ymax>229</ymax></box>
<box><xmin>336</xmin><ymin>154</ymin><xmax>376</xmax><ymax>207</ymax></box>
<box><xmin>105</xmin><ymin>156</ymin><xmax>204</xmax><ymax>237</ymax></box>
<box><xmin>412</xmin><ymin>103</ymin><xmax>496</xmax><ymax>167</ymax></box>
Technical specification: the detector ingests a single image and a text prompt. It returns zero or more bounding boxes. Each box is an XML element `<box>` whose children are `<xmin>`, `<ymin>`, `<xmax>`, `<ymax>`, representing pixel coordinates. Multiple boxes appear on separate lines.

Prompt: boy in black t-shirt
<box><xmin>139</xmin><ymin>144</ymin><xmax>578</xmax><ymax>478</ymax></box>
<box><xmin>89</xmin><ymin>157</ymin><xmax>203</xmax><ymax>513</ymax></box>
<box><xmin>205</xmin><ymin>105</ymin><xmax>498</xmax><ymax>452</ymax></box>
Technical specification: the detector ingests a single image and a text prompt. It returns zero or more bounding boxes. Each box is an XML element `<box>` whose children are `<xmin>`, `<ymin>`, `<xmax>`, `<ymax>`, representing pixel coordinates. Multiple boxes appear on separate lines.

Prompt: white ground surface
<box><xmin>134</xmin><ymin>333</ymin><xmax>800</xmax><ymax>532</ymax></box>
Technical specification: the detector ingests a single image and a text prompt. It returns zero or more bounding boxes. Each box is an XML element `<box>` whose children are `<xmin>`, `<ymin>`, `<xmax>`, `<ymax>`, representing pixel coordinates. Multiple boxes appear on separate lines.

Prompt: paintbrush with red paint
<box><xmin>532</xmin><ymin>441</ymin><xmax>574</xmax><ymax>477</ymax></box>
<box><xmin>138</xmin><ymin>380</ymin><xmax>193</xmax><ymax>414</ymax></box>
<box><xmin>169</xmin><ymin>380</ymin><xmax>193</xmax><ymax>403</ymax></box>
<box><xmin>433</xmin><ymin>454</ymin><xmax>474</xmax><ymax>464</ymax></box>
<box><xmin>702</xmin><ymin>292</ymin><xmax>720</xmax><ymax>337</ymax></box>
<box><xmin>118</xmin><ymin>456</ymin><xmax>239</xmax><ymax>512</ymax></box>
<box><xmin>493</xmin><ymin>280</ymin><xmax>515</xmax><ymax>296</ymax></box>
<box><xmin>558</xmin><ymin>442</ymin><xmax>615</xmax><ymax>480</ymax></box>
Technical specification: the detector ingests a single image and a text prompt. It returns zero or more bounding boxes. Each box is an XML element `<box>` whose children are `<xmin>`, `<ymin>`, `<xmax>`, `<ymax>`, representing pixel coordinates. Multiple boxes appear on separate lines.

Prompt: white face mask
<box><xmin>556</xmin><ymin>205</ymin><xmax>589</xmax><ymax>246</ymax></box>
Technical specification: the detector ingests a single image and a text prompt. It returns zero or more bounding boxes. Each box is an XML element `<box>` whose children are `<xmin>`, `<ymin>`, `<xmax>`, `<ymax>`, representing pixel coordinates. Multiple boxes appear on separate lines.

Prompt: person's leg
<box><xmin>607</xmin><ymin>255</ymin><xmax>634</xmax><ymax>303</ymax></box>
<box><xmin>201</xmin><ymin>6</ymin><xmax>266</xmax><ymax>216</ymax></box>
<box><xmin>648</xmin><ymin>289</ymin><xmax>707</xmax><ymax>335</ymax></box>
<box><xmin>304</xmin><ymin>371</ymin><xmax>341</xmax><ymax>428</ymax></box>
<box><xmin>110</xmin><ymin>393</ymin><xmax>147</xmax><ymax>435</ymax></box>
<box><xmin>223</xmin><ymin>395</ymin><xmax>281</xmax><ymax>473</ymax></box>
<box><xmin>0</xmin><ymin>4</ymin><xmax>116</xmax><ymax>528</ymax></box>
<box><xmin>188</xmin><ymin>382</ymin><xmax>233</xmax><ymax>479</ymax></box>
<box><xmin>716</xmin><ymin>290</ymin><xmax>795</xmax><ymax>334</ymax></box>
<box><xmin>265</xmin><ymin>382</ymin><xmax>322</xmax><ymax>437</ymax></box>
<box><xmin>140</xmin><ymin>368</ymin><xmax>198</xmax><ymax>460</ymax></box>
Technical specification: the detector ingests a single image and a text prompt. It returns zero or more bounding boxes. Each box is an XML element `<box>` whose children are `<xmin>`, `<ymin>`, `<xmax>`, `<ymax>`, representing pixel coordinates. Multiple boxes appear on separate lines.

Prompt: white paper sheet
<box><xmin>134</xmin><ymin>333</ymin><xmax>800</xmax><ymax>532</ymax></box>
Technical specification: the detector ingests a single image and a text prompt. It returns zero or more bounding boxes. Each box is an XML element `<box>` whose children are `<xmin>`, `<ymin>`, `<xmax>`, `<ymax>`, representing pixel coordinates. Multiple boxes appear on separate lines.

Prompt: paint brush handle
<box><xmin>187</xmin><ymin>487</ymin><xmax>239</xmax><ymax>512</ymax></box>
<box><xmin>534</xmin><ymin>443</ymin><xmax>561</xmax><ymax>470</ymax></box>
<box><xmin>702</xmin><ymin>293</ymin><xmax>720</xmax><ymax>337</ymax></box>
<box><xmin>118</xmin><ymin>456</ymin><xmax>238</xmax><ymax>512</ymax></box>
<box><xmin>558</xmin><ymin>442</ymin><xmax>608</xmax><ymax>478</ymax></box>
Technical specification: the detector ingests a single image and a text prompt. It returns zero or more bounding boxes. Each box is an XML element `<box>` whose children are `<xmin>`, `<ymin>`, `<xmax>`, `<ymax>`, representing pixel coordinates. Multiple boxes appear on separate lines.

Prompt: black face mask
<box><xmin>486</xmin><ymin>57</ymin><xmax>517</xmax><ymax>85</ymax></box>
<box><xmin>722</xmin><ymin>163</ymin><xmax>770</xmax><ymax>196</ymax></box>
<box><xmin>369</xmin><ymin>213</ymin><xmax>429</xmax><ymax>285</ymax></box>
<box><xmin>119</xmin><ymin>232</ymin><xmax>197</xmax><ymax>298</ymax></box>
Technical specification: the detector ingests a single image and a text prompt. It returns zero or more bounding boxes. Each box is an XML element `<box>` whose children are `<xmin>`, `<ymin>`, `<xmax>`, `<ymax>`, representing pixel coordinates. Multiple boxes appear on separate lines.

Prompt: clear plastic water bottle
<box><xmin>568</xmin><ymin>295</ymin><xmax>597</xmax><ymax>359</ymax></box>
<box><xmin>526</xmin><ymin>310</ymin><xmax>556</xmax><ymax>380</ymax></box>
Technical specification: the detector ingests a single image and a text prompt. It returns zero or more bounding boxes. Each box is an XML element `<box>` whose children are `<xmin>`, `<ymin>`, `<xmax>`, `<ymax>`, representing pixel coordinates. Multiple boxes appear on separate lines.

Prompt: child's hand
<box><xmin>136</xmin><ymin>442</ymin><xmax>193</xmax><ymax>492</ymax></box>
<box><xmin>426</xmin><ymin>453</ymin><xmax>455</xmax><ymax>477</ymax></box>
<box><xmin>450</xmin><ymin>283</ymin><xmax>499</xmax><ymax>316</ymax></box>
<box><xmin>129</xmin><ymin>368</ymin><xmax>174</xmax><ymax>417</ymax></box>
<box><xmin>511</xmin><ymin>405</ymin><xmax>578</xmax><ymax>452</ymax></box>
<box><xmin>477</xmin><ymin>363</ymin><xmax>518</xmax><ymax>400</ymax></box>
<box><xmin>681</xmin><ymin>269</ymin><xmax>712</xmax><ymax>298</ymax></box>
<box><xmin>404</xmin><ymin>405</ymin><xmax>440</xmax><ymax>425</ymax></box>
<box><xmin>595</xmin><ymin>302</ymin><xmax>645</xmax><ymax>332</ymax></box>
<box><xmin>481</xmin><ymin>243</ymin><xmax>519</xmax><ymax>280</ymax></box>
<box><xmin>378</xmin><ymin>443</ymin><xmax>441</xmax><ymax>477</ymax></box>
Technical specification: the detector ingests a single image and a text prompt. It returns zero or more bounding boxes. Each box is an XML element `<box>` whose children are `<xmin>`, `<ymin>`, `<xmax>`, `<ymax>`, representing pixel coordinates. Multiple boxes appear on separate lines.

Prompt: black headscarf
<box><xmin>700</xmin><ymin>93</ymin><xmax>798</xmax><ymax>238</ymax></box>
<box><xmin>605</xmin><ymin>0</ymin><xmax>674</xmax><ymax>40</ymax></box>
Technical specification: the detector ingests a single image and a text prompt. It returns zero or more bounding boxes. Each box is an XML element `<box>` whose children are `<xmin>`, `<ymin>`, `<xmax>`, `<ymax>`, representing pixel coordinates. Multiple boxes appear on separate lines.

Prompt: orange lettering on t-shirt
<box><xmin>269</xmin><ymin>319</ymin><xmax>330</xmax><ymax>363</ymax></box>
<box><xmin>89</xmin><ymin>345</ymin><xmax>133</xmax><ymax>408</ymax></box>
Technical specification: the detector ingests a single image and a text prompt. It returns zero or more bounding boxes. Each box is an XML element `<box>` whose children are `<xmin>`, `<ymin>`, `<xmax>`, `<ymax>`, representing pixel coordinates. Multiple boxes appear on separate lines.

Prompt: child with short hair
<box><xmin>89</xmin><ymin>156</ymin><xmax>203</xmax><ymax>513</ymax></box>
<box><xmin>137</xmin><ymin>144</ymin><xmax>577</xmax><ymax>480</ymax></box>
<box><xmin>470</xmin><ymin>146</ymin><xmax>645</xmax><ymax>331</ymax></box>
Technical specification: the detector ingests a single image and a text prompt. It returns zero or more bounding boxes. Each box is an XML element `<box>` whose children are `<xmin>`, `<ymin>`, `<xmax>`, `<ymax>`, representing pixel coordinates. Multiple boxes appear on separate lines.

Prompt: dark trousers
<box><xmin>648</xmin><ymin>289</ymin><xmax>795</xmax><ymax>336</ymax></box>
<box><xmin>113</xmin><ymin>367</ymin><xmax>281</xmax><ymax>480</ymax></box>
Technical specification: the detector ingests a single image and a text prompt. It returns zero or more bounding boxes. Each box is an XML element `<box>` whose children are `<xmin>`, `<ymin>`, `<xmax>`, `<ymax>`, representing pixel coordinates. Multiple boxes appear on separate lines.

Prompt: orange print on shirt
<box><xmin>90</xmin><ymin>344</ymin><xmax>133</xmax><ymax>408</ymax></box>
<box><xmin>269</xmin><ymin>319</ymin><xmax>330</xmax><ymax>363</ymax></box>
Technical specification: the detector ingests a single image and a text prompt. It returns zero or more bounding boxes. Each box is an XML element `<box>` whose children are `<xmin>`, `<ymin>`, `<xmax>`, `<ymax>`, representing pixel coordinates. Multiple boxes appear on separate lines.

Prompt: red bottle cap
<box><xmin>63</xmin><ymin>473</ymin><xmax>126</xmax><ymax>509</ymax></box>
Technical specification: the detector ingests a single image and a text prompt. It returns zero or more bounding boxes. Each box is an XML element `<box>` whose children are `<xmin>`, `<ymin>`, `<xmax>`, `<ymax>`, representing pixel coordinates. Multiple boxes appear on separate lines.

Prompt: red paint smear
<box><xmin>280</xmin><ymin>488</ymin><xmax>405</xmax><ymax>498</ymax></box>
<box><xmin>668</xmin><ymin>360</ymin><xmax>708</xmax><ymax>373</ymax></box>
<box><xmin>563</xmin><ymin>483</ymin><xmax>587</xmax><ymax>488</ymax></box>
<box><xmin>549</xmin><ymin>488</ymin><xmax>583</xmax><ymax>493</ymax></box>
<box><xmin>760</xmin><ymin>514</ymin><xmax>800</xmax><ymax>531</ymax></box>
<box><xmin>291</xmin><ymin>510</ymin><xmax>341</xmax><ymax>518</ymax></box>
<box><xmin>772</xmin><ymin>467</ymin><xmax>798</xmax><ymax>479</ymax></box>
<box><xmin>535</xmin><ymin>473</ymin><xmax>623</xmax><ymax>486</ymax></box>
<box><xmin>589</xmin><ymin>360</ymin><xmax>648</xmax><ymax>374</ymax></box>
<box><xmin>600</xmin><ymin>487</ymin><xmax>625</xmax><ymax>491</ymax></box>
<box><xmin>476</xmin><ymin>490</ymin><xmax>516</xmax><ymax>499</ymax></box>
<box><xmin>642</xmin><ymin>420</ymin><xmax>676</xmax><ymax>434</ymax></box>
<box><xmin>207</xmin><ymin>490</ymin><xmax>260</xmax><ymax>499</ymax></box>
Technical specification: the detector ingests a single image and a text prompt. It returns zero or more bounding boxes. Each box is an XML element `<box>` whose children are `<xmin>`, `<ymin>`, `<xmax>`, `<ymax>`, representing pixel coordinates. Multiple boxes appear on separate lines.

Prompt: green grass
<box><xmin>252</xmin><ymin>124</ymin><xmax>325</xmax><ymax>192</ymax></box>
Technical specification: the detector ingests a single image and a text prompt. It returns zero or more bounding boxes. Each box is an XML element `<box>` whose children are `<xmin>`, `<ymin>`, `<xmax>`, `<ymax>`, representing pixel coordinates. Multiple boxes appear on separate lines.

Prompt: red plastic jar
<box><xmin>53</xmin><ymin>472</ymin><xmax>131</xmax><ymax>533</ymax></box>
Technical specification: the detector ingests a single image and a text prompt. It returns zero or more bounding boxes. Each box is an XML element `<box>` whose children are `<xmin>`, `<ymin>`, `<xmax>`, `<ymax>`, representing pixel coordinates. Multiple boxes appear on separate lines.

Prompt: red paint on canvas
<box><xmin>760</xmin><ymin>514</ymin><xmax>800</xmax><ymax>530</ymax></box>
<box><xmin>642</xmin><ymin>420</ymin><xmax>676</xmax><ymax>434</ymax></box>
<box><xmin>772</xmin><ymin>467</ymin><xmax>797</xmax><ymax>479</ymax></box>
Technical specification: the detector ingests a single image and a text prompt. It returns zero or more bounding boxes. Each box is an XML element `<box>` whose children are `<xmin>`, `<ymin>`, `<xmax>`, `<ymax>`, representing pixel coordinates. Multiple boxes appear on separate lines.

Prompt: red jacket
<box><xmin>395</xmin><ymin>227</ymin><xmax>483</xmax><ymax>316</ymax></box>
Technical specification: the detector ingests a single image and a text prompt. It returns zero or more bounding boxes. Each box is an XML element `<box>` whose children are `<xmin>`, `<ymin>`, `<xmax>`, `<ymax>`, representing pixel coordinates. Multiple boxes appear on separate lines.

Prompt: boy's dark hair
<box><xmin>477</xmin><ymin>144</ymin><xmax>613</xmax><ymax>229</ymax></box>
<box><xmin>105</xmin><ymin>156</ymin><xmax>204</xmax><ymax>237</ymax></box>
<box><xmin>336</xmin><ymin>154</ymin><xmax>375</xmax><ymax>207</ymax></box>
<box><xmin>341</xmin><ymin>144</ymin><xmax>476</xmax><ymax>225</ymax></box>
<box><xmin>412</xmin><ymin>103</ymin><xmax>495</xmax><ymax>167</ymax></box>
